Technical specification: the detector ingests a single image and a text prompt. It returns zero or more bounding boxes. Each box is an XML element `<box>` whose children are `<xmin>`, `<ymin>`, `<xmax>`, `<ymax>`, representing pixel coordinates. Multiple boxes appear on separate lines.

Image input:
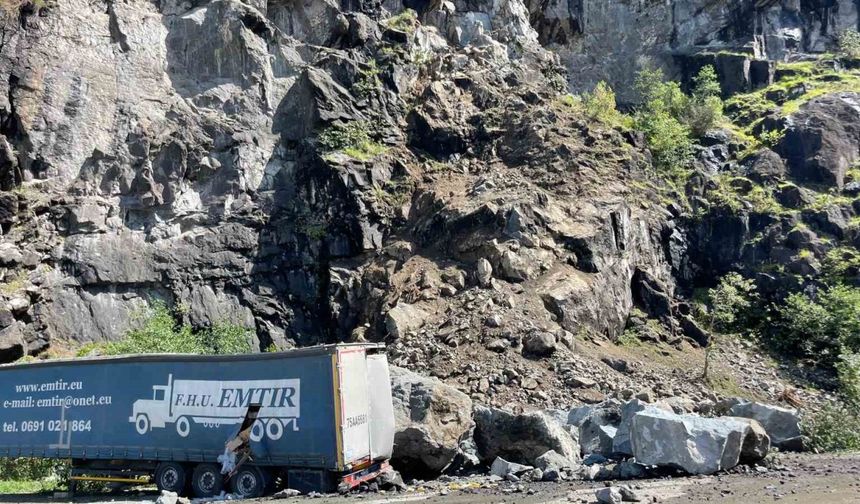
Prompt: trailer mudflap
<box><xmin>337</xmin><ymin>460</ymin><xmax>389</xmax><ymax>493</ymax></box>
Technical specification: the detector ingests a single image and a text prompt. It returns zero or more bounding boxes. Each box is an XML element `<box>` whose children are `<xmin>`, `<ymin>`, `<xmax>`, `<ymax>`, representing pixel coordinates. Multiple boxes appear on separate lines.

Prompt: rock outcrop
<box><xmin>779</xmin><ymin>92</ymin><xmax>860</xmax><ymax>190</ymax></box>
<box><xmin>0</xmin><ymin>0</ymin><xmax>680</xmax><ymax>362</ymax></box>
<box><xmin>523</xmin><ymin>0</ymin><xmax>859</xmax><ymax>100</ymax></box>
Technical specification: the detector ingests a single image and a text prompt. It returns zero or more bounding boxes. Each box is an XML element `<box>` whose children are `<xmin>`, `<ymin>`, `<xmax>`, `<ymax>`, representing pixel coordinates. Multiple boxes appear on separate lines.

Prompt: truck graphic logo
<box><xmin>129</xmin><ymin>374</ymin><xmax>300</xmax><ymax>441</ymax></box>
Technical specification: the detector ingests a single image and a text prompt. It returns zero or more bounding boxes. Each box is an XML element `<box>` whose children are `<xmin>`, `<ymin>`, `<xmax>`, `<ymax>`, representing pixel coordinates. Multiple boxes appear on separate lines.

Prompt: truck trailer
<box><xmin>0</xmin><ymin>343</ymin><xmax>395</xmax><ymax>498</ymax></box>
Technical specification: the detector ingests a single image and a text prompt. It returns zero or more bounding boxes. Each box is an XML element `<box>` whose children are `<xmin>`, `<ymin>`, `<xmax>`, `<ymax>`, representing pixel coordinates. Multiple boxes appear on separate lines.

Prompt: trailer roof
<box><xmin>0</xmin><ymin>343</ymin><xmax>386</xmax><ymax>370</ymax></box>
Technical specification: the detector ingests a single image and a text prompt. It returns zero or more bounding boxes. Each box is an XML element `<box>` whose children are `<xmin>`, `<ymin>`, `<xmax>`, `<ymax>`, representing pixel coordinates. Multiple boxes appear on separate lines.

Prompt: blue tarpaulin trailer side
<box><xmin>0</xmin><ymin>343</ymin><xmax>394</xmax><ymax>497</ymax></box>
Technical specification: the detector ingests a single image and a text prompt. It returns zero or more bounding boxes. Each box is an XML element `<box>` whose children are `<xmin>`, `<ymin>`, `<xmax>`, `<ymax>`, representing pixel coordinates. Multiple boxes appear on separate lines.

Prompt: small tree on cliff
<box><xmin>703</xmin><ymin>273</ymin><xmax>757</xmax><ymax>381</ymax></box>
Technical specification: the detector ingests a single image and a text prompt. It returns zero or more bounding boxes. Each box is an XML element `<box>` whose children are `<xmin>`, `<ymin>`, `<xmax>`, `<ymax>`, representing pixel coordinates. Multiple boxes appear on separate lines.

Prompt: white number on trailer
<box><xmin>338</xmin><ymin>349</ymin><xmax>371</xmax><ymax>466</ymax></box>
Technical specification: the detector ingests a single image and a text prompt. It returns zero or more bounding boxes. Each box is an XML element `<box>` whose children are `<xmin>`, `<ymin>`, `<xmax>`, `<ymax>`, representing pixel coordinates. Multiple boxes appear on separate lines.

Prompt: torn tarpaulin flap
<box><xmin>218</xmin><ymin>448</ymin><xmax>237</xmax><ymax>475</ymax></box>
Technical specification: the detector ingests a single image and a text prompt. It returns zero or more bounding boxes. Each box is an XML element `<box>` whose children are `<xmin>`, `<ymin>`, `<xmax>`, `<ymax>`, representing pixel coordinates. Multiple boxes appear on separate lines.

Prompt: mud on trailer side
<box><xmin>0</xmin><ymin>343</ymin><xmax>395</xmax><ymax>498</ymax></box>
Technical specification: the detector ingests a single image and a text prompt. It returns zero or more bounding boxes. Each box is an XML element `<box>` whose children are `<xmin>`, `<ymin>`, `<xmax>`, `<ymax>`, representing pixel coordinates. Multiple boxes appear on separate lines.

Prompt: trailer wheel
<box><xmin>230</xmin><ymin>466</ymin><xmax>265</xmax><ymax>498</ymax></box>
<box><xmin>191</xmin><ymin>463</ymin><xmax>223</xmax><ymax>498</ymax></box>
<box><xmin>134</xmin><ymin>414</ymin><xmax>149</xmax><ymax>435</ymax></box>
<box><xmin>155</xmin><ymin>462</ymin><xmax>187</xmax><ymax>494</ymax></box>
<box><xmin>266</xmin><ymin>419</ymin><xmax>283</xmax><ymax>440</ymax></box>
<box><xmin>176</xmin><ymin>416</ymin><xmax>190</xmax><ymax>438</ymax></box>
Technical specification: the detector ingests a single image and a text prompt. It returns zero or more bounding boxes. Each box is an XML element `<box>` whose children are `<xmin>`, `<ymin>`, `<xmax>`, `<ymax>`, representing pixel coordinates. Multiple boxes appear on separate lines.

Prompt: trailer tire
<box><xmin>266</xmin><ymin>419</ymin><xmax>283</xmax><ymax>440</ymax></box>
<box><xmin>134</xmin><ymin>414</ymin><xmax>149</xmax><ymax>435</ymax></box>
<box><xmin>191</xmin><ymin>463</ymin><xmax>223</xmax><ymax>498</ymax></box>
<box><xmin>176</xmin><ymin>416</ymin><xmax>190</xmax><ymax>438</ymax></box>
<box><xmin>155</xmin><ymin>462</ymin><xmax>187</xmax><ymax>494</ymax></box>
<box><xmin>230</xmin><ymin>466</ymin><xmax>265</xmax><ymax>498</ymax></box>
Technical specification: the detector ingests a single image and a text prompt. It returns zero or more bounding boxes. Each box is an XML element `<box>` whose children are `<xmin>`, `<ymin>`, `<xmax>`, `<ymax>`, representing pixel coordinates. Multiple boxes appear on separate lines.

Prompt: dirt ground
<box><xmin>2</xmin><ymin>453</ymin><xmax>858</xmax><ymax>504</ymax></box>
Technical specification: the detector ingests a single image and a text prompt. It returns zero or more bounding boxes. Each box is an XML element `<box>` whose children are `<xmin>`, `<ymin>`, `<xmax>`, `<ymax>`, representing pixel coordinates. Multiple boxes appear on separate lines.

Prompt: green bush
<box><xmin>707</xmin><ymin>272</ymin><xmax>757</xmax><ymax>333</ymax></box>
<box><xmin>352</xmin><ymin>60</ymin><xmax>381</xmax><ymax>98</ymax></box>
<box><xmin>758</xmin><ymin>128</ymin><xmax>785</xmax><ymax>148</ymax></box>
<box><xmin>581</xmin><ymin>81</ymin><xmax>622</xmax><ymax>125</ymax></box>
<box><xmin>804</xmin><ymin>401</ymin><xmax>860</xmax><ymax>452</ymax></box>
<box><xmin>317</xmin><ymin>121</ymin><xmax>387</xmax><ymax>161</ymax></box>
<box><xmin>0</xmin><ymin>458</ymin><xmax>66</xmax><ymax>493</ymax></box>
<box><xmin>836</xmin><ymin>352</ymin><xmax>860</xmax><ymax>408</ymax></box>
<box><xmin>558</xmin><ymin>82</ymin><xmax>632</xmax><ymax>129</ymax></box>
<box><xmin>838</xmin><ymin>29</ymin><xmax>860</xmax><ymax>58</ymax></box>
<box><xmin>84</xmin><ymin>302</ymin><xmax>254</xmax><ymax>356</ymax></box>
<box><xmin>200</xmin><ymin>323</ymin><xmax>255</xmax><ymax>355</ymax></box>
<box><xmin>822</xmin><ymin>246</ymin><xmax>860</xmax><ymax>284</ymax></box>
<box><xmin>685</xmin><ymin>66</ymin><xmax>724</xmax><ymax>136</ymax></box>
<box><xmin>385</xmin><ymin>9</ymin><xmax>418</xmax><ymax>33</ymax></box>
<box><xmin>633</xmin><ymin>68</ymin><xmax>694</xmax><ymax>171</ymax></box>
<box><xmin>635</xmin><ymin>68</ymin><xmax>689</xmax><ymax>118</ymax></box>
<box><xmin>635</xmin><ymin>108</ymin><xmax>693</xmax><ymax>171</ymax></box>
<box><xmin>632</xmin><ymin>66</ymin><xmax>724</xmax><ymax>170</ymax></box>
<box><xmin>775</xmin><ymin>285</ymin><xmax>860</xmax><ymax>364</ymax></box>
<box><xmin>0</xmin><ymin>458</ymin><xmax>65</xmax><ymax>481</ymax></box>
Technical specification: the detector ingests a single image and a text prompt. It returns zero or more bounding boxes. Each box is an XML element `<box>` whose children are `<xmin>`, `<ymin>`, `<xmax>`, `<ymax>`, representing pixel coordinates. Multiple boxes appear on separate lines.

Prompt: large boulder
<box><xmin>389</xmin><ymin>366</ymin><xmax>474</xmax><ymax>473</ymax></box>
<box><xmin>742</xmin><ymin>148</ymin><xmax>786</xmax><ymax>184</ymax></box>
<box><xmin>731</xmin><ymin>417</ymin><xmax>771</xmax><ymax>462</ymax></box>
<box><xmin>631</xmin><ymin>409</ymin><xmax>769</xmax><ymax>475</ymax></box>
<box><xmin>577</xmin><ymin>402</ymin><xmax>622</xmax><ymax>457</ymax></box>
<box><xmin>0</xmin><ymin>323</ymin><xmax>26</xmax><ymax>363</ymax></box>
<box><xmin>565</xmin><ymin>402</ymin><xmax>619</xmax><ymax>428</ymax></box>
<box><xmin>727</xmin><ymin>401</ymin><xmax>803</xmax><ymax>451</ymax></box>
<box><xmin>0</xmin><ymin>244</ymin><xmax>22</xmax><ymax>266</ymax></box>
<box><xmin>613</xmin><ymin>399</ymin><xmax>671</xmax><ymax>456</ymax></box>
<box><xmin>385</xmin><ymin>302</ymin><xmax>429</xmax><ymax>339</ymax></box>
<box><xmin>779</xmin><ymin>92</ymin><xmax>860</xmax><ymax>189</ymax></box>
<box><xmin>523</xmin><ymin>331</ymin><xmax>556</xmax><ymax>356</ymax></box>
<box><xmin>534</xmin><ymin>449</ymin><xmax>577</xmax><ymax>478</ymax></box>
<box><xmin>489</xmin><ymin>456</ymin><xmax>533</xmax><ymax>477</ymax></box>
<box><xmin>473</xmin><ymin>406</ymin><xmax>581</xmax><ymax>466</ymax></box>
<box><xmin>579</xmin><ymin>418</ymin><xmax>617</xmax><ymax>457</ymax></box>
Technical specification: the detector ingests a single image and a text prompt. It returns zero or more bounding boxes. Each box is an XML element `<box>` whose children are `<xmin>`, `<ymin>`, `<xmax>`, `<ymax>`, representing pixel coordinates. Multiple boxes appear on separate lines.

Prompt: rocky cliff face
<box><xmin>526</xmin><ymin>0</ymin><xmax>859</xmax><ymax>101</ymax></box>
<box><xmin>0</xmin><ymin>0</ymin><xmax>668</xmax><ymax>355</ymax></box>
<box><xmin>0</xmin><ymin>0</ymin><xmax>858</xmax><ymax>411</ymax></box>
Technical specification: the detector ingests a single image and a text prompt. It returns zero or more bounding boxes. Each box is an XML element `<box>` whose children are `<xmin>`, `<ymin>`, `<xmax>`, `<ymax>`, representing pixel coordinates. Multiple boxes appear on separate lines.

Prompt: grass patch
<box><xmin>708</xmin><ymin>368</ymin><xmax>755</xmax><ymax>399</ymax></box>
<box><xmin>807</xmin><ymin>192</ymin><xmax>855</xmax><ymax>211</ymax></box>
<box><xmin>725</xmin><ymin>58</ymin><xmax>860</xmax><ymax>149</ymax></box>
<box><xmin>318</xmin><ymin>121</ymin><xmax>387</xmax><ymax>162</ymax></box>
<box><xmin>0</xmin><ymin>480</ymin><xmax>58</xmax><ymax>494</ymax></box>
<box><xmin>0</xmin><ymin>269</ymin><xmax>28</xmax><ymax>296</ymax></box>
<box><xmin>343</xmin><ymin>143</ymin><xmax>387</xmax><ymax>161</ymax></box>
<box><xmin>617</xmin><ymin>328</ymin><xmax>643</xmax><ymax>347</ymax></box>
<box><xmin>370</xmin><ymin>178</ymin><xmax>415</xmax><ymax>208</ymax></box>
<box><xmin>781</xmin><ymin>73</ymin><xmax>860</xmax><ymax>116</ymax></box>
<box><xmin>384</xmin><ymin>9</ymin><xmax>418</xmax><ymax>33</ymax></box>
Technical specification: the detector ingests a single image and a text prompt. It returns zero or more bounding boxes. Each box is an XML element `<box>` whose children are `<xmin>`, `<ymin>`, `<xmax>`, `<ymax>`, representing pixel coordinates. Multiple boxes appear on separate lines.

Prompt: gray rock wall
<box><xmin>2</xmin><ymin>0</ymin><xmax>856</xmax><ymax>361</ymax></box>
<box><xmin>0</xmin><ymin>0</ymin><xmax>373</xmax><ymax>351</ymax></box>
<box><xmin>520</xmin><ymin>0</ymin><xmax>859</xmax><ymax>101</ymax></box>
